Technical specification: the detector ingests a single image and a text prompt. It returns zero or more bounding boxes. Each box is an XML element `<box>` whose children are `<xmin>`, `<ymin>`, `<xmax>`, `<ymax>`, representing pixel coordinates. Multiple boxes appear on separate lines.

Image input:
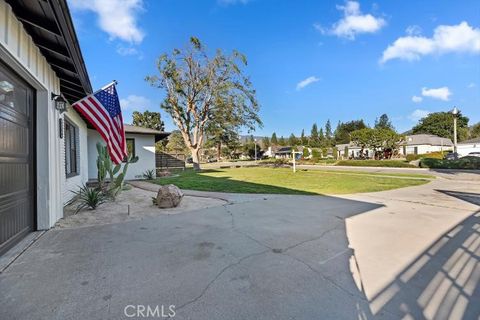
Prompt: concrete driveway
<box><xmin>1</xmin><ymin>171</ymin><xmax>479</xmax><ymax>320</ymax></box>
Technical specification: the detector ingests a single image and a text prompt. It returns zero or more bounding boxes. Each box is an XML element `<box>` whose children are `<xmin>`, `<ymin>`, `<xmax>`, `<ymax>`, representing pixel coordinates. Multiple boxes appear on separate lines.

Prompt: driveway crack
<box><xmin>174</xmin><ymin>249</ymin><xmax>269</xmax><ymax>314</ymax></box>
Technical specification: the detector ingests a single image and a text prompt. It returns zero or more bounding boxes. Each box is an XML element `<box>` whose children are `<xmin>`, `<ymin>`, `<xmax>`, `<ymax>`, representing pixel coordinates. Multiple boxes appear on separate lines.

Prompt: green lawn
<box><xmin>152</xmin><ymin>167</ymin><xmax>433</xmax><ymax>195</ymax></box>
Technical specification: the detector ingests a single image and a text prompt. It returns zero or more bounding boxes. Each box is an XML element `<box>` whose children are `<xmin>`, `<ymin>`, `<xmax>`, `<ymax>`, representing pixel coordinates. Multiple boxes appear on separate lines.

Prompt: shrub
<box><xmin>143</xmin><ymin>169</ymin><xmax>155</xmax><ymax>180</ymax></box>
<box><xmin>420</xmin><ymin>156</ymin><xmax>480</xmax><ymax>169</ymax></box>
<box><xmin>68</xmin><ymin>184</ymin><xmax>108</xmax><ymax>213</ymax></box>
<box><xmin>336</xmin><ymin>160</ymin><xmax>416</xmax><ymax>168</ymax></box>
<box><xmin>406</xmin><ymin>151</ymin><xmax>449</xmax><ymax>162</ymax></box>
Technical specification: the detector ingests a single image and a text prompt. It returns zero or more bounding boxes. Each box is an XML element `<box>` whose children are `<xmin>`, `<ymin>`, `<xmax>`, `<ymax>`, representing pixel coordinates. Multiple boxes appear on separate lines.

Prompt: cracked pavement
<box><xmin>1</xmin><ymin>170</ymin><xmax>479</xmax><ymax>319</ymax></box>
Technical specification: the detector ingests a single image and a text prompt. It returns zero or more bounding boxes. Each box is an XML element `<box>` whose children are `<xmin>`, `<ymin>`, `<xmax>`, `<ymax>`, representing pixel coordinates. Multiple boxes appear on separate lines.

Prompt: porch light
<box><xmin>51</xmin><ymin>93</ymin><xmax>68</xmax><ymax>113</ymax></box>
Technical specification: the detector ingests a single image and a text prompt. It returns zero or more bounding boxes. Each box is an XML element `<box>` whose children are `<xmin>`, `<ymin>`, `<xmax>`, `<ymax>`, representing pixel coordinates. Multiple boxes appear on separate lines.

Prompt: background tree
<box><xmin>278</xmin><ymin>136</ymin><xmax>287</xmax><ymax>146</ymax></box>
<box><xmin>243</xmin><ymin>140</ymin><xmax>261</xmax><ymax>159</ymax></box>
<box><xmin>300</xmin><ymin>129</ymin><xmax>308</xmax><ymax>146</ymax></box>
<box><xmin>271</xmin><ymin>132</ymin><xmax>278</xmax><ymax>146</ymax></box>
<box><xmin>310</xmin><ymin>123</ymin><xmax>320</xmax><ymax>147</ymax></box>
<box><xmin>412</xmin><ymin>112</ymin><xmax>469</xmax><ymax>142</ymax></box>
<box><xmin>288</xmin><ymin>133</ymin><xmax>298</xmax><ymax>146</ymax></box>
<box><xmin>325</xmin><ymin>119</ymin><xmax>332</xmax><ymax>140</ymax></box>
<box><xmin>262</xmin><ymin>136</ymin><xmax>271</xmax><ymax>149</ymax></box>
<box><xmin>374</xmin><ymin>113</ymin><xmax>394</xmax><ymax>131</ymax></box>
<box><xmin>165</xmin><ymin>130</ymin><xmax>188</xmax><ymax>153</ymax></box>
<box><xmin>351</xmin><ymin>128</ymin><xmax>403</xmax><ymax>159</ymax></box>
<box><xmin>469</xmin><ymin>122</ymin><xmax>480</xmax><ymax>139</ymax></box>
<box><xmin>319</xmin><ymin>128</ymin><xmax>325</xmax><ymax>147</ymax></box>
<box><xmin>146</xmin><ymin>37</ymin><xmax>261</xmax><ymax>170</ymax></box>
<box><xmin>132</xmin><ymin>110</ymin><xmax>165</xmax><ymax>131</ymax></box>
<box><xmin>334</xmin><ymin>120</ymin><xmax>367</xmax><ymax>144</ymax></box>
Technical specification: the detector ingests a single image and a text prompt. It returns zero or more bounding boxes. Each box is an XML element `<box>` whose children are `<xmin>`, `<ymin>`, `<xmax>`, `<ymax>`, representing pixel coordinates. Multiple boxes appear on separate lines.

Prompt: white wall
<box><xmin>88</xmin><ymin>130</ymin><xmax>156</xmax><ymax>181</ymax></box>
<box><xmin>458</xmin><ymin>143</ymin><xmax>480</xmax><ymax>157</ymax></box>
<box><xmin>401</xmin><ymin>145</ymin><xmax>453</xmax><ymax>155</ymax></box>
<box><xmin>62</xmin><ymin>110</ymin><xmax>89</xmax><ymax>203</ymax></box>
<box><xmin>0</xmin><ymin>0</ymin><xmax>89</xmax><ymax>228</ymax></box>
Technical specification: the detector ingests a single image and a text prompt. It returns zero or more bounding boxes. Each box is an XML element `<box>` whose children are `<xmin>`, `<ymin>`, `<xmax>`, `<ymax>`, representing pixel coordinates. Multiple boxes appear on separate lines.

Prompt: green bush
<box><xmin>336</xmin><ymin>160</ymin><xmax>416</xmax><ymax>168</ymax></box>
<box><xmin>420</xmin><ymin>156</ymin><xmax>480</xmax><ymax>169</ymax></box>
<box><xmin>406</xmin><ymin>151</ymin><xmax>449</xmax><ymax>162</ymax></box>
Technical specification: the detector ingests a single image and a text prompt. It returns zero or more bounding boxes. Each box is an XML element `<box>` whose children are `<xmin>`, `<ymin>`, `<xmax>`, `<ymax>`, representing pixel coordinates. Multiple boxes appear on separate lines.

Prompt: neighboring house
<box><xmin>336</xmin><ymin>134</ymin><xmax>453</xmax><ymax>159</ymax></box>
<box><xmin>0</xmin><ymin>0</ymin><xmax>169</xmax><ymax>255</ymax></box>
<box><xmin>265</xmin><ymin>146</ymin><xmax>302</xmax><ymax>159</ymax></box>
<box><xmin>87</xmin><ymin>125</ymin><xmax>169</xmax><ymax>180</ymax></box>
<box><xmin>336</xmin><ymin>143</ymin><xmax>374</xmax><ymax>159</ymax></box>
<box><xmin>458</xmin><ymin>137</ymin><xmax>480</xmax><ymax>157</ymax></box>
<box><xmin>399</xmin><ymin>134</ymin><xmax>453</xmax><ymax>155</ymax></box>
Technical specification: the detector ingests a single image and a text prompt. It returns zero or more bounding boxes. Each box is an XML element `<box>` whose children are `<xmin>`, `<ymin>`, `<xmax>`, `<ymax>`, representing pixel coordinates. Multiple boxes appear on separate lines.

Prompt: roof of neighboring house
<box><xmin>6</xmin><ymin>0</ymin><xmax>92</xmax><ymax>102</ymax></box>
<box><xmin>403</xmin><ymin>134</ymin><xmax>453</xmax><ymax>146</ymax></box>
<box><xmin>123</xmin><ymin>125</ymin><xmax>170</xmax><ymax>142</ymax></box>
<box><xmin>459</xmin><ymin>137</ymin><xmax>480</xmax><ymax>145</ymax></box>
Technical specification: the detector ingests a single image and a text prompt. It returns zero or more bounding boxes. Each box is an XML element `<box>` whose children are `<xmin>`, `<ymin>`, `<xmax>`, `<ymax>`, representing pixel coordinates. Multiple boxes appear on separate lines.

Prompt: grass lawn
<box><xmin>152</xmin><ymin>167</ymin><xmax>433</xmax><ymax>195</ymax></box>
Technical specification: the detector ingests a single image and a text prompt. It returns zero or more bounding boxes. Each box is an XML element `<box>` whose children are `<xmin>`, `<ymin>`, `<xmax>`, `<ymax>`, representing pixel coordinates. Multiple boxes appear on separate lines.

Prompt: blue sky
<box><xmin>68</xmin><ymin>0</ymin><xmax>480</xmax><ymax>136</ymax></box>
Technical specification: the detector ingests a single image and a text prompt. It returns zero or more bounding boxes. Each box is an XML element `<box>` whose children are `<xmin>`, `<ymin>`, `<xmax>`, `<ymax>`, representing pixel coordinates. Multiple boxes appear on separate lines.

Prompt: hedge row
<box><xmin>336</xmin><ymin>160</ymin><xmax>416</xmax><ymax>168</ymax></box>
<box><xmin>420</xmin><ymin>156</ymin><xmax>480</xmax><ymax>169</ymax></box>
<box><xmin>406</xmin><ymin>151</ymin><xmax>449</xmax><ymax>162</ymax></box>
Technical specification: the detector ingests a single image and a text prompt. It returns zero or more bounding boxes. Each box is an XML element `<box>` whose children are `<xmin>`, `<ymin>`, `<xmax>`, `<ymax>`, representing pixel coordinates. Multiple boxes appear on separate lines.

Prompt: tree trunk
<box><xmin>217</xmin><ymin>142</ymin><xmax>221</xmax><ymax>161</ymax></box>
<box><xmin>191</xmin><ymin>148</ymin><xmax>201</xmax><ymax>170</ymax></box>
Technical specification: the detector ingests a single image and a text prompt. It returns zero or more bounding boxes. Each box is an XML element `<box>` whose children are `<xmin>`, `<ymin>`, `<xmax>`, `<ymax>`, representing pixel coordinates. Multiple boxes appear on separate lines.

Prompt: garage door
<box><xmin>0</xmin><ymin>62</ymin><xmax>35</xmax><ymax>255</ymax></box>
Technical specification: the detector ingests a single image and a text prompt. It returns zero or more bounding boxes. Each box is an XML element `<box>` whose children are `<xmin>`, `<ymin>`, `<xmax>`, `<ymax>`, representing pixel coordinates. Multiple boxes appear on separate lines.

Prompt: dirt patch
<box><xmin>57</xmin><ymin>186</ymin><xmax>226</xmax><ymax>229</ymax></box>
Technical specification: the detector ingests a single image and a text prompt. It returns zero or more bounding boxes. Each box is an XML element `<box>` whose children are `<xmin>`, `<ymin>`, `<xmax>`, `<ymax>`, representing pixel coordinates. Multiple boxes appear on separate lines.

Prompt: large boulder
<box><xmin>156</xmin><ymin>184</ymin><xmax>183</xmax><ymax>208</ymax></box>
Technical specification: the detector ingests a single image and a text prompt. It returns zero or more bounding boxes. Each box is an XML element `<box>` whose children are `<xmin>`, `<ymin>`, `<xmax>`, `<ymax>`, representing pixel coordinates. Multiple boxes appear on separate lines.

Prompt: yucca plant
<box><xmin>143</xmin><ymin>169</ymin><xmax>155</xmax><ymax>180</ymax></box>
<box><xmin>68</xmin><ymin>184</ymin><xmax>108</xmax><ymax>214</ymax></box>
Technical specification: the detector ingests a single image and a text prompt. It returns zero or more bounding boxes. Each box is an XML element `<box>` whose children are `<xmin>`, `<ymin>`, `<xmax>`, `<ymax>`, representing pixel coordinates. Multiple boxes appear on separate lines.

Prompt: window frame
<box><xmin>125</xmin><ymin>138</ymin><xmax>135</xmax><ymax>162</ymax></box>
<box><xmin>64</xmin><ymin>118</ymin><xmax>79</xmax><ymax>178</ymax></box>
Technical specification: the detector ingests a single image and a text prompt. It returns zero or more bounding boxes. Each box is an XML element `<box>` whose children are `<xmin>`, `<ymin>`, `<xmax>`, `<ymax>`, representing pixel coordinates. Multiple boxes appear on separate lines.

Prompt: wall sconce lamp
<box><xmin>51</xmin><ymin>93</ymin><xmax>68</xmax><ymax>113</ymax></box>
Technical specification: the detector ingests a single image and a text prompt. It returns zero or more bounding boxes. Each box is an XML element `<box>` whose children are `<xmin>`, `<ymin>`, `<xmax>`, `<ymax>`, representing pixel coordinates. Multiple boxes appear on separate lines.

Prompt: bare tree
<box><xmin>146</xmin><ymin>37</ymin><xmax>261</xmax><ymax>170</ymax></box>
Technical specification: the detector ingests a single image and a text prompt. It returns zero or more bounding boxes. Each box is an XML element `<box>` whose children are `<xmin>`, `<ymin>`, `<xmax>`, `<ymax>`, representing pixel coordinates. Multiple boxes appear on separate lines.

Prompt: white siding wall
<box><xmin>458</xmin><ymin>144</ymin><xmax>480</xmax><ymax>157</ymax></box>
<box><xmin>87</xmin><ymin>130</ymin><xmax>156</xmax><ymax>181</ymax></box>
<box><xmin>402</xmin><ymin>145</ymin><xmax>453</xmax><ymax>155</ymax></box>
<box><xmin>62</xmin><ymin>109</ymin><xmax>89</xmax><ymax>203</ymax></box>
<box><xmin>0</xmin><ymin>0</ymin><xmax>88</xmax><ymax>228</ymax></box>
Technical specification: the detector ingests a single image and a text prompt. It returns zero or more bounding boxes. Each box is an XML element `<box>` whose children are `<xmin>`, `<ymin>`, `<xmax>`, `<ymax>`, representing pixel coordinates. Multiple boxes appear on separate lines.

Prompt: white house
<box><xmin>0</xmin><ymin>0</ymin><xmax>167</xmax><ymax>254</ymax></box>
<box><xmin>87</xmin><ymin>125</ymin><xmax>169</xmax><ymax>181</ymax></box>
<box><xmin>458</xmin><ymin>137</ymin><xmax>480</xmax><ymax>157</ymax></box>
<box><xmin>399</xmin><ymin>134</ymin><xmax>453</xmax><ymax>155</ymax></box>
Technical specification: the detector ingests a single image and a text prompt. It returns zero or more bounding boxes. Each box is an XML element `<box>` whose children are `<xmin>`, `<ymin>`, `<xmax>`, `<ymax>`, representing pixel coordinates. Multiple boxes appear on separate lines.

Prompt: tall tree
<box><xmin>469</xmin><ymin>122</ymin><xmax>480</xmax><ymax>139</ymax></box>
<box><xmin>310</xmin><ymin>123</ymin><xmax>320</xmax><ymax>147</ymax></box>
<box><xmin>132</xmin><ymin>110</ymin><xmax>165</xmax><ymax>131</ymax></box>
<box><xmin>271</xmin><ymin>132</ymin><xmax>278</xmax><ymax>146</ymax></box>
<box><xmin>278</xmin><ymin>136</ymin><xmax>286</xmax><ymax>146</ymax></box>
<box><xmin>374</xmin><ymin>113</ymin><xmax>394</xmax><ymax>131</ymax></box>
<box><xmin>412</xmin><ymin>112</ymin><xmax>469</xmax><ymax>141</ymax></box>
<box><xmin>146</xmin><ymin>37</ymin><xmax>261</xmax><ymax>170</ymax></box>
<box><xmin>165</xmin><ymin>130</ymin><xmax>187</xmax><ymax>153</ymax></box>
<box><xmin>262</xmin><ymin>136</ymin><xmax>271</xmax><ymax>149</ymax></box>
<box><xmin>319</xmin><ymin>128</ymin><xmax>325</xmax><ymax>146</ymax></box>
<box><xmin>334</xmin><ymin>120</ymin><xmax>367</xmax><ymax>144</ymax></box>
<box><xmin>300</xmin><ymin>129</ymin><xmax>308</xmax><ymax>145</ymax></box>
<box><xmin>288</xmin><ymin>133</ymin><xmax>298</xmax><ymax>146</ymax></box>
<box><xmin>325</xmin><ymin>119</ymin><xmax>332</xmax><ymax>140</ymax></box>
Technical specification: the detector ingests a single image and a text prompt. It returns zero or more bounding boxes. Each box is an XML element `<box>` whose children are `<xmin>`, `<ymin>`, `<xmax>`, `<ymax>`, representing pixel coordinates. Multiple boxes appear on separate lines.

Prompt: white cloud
<box><xmin>120</xmin><ymin>95</ymin><xmax>153</xmax><ymax>111</ymax></box>
<box><xmin>409</xmin><ymin>109</ymin><xmax>430</xmax><ymax>121</ymax></box>
<box><xmin>69</xmin><ymin>0</ymin><xmax>145</xmax><ymax>44</ymax></box>
<box><xmin>116</xmin><ymin>45</ymin><xmax>143</xmax><ymax>59</ymax></box>
<box><xmin>405</xmin><ymin>25</ymin><xmax>422</xmax><ymax>36</ymax></box>
<box><xmin>315</xmin><ymin>1</ymin><xmax>386</xmax><ymax>40</ymax></box>
<box><xmin>381</xmin><ymin>21</ymin><xmax>480</xmax><ymax>63</ymax></box>
<box><xmin>412</xmin><ymin>95</ymin><xmax>423</xmax><ymax>103</ymax></box>
<box><xmin>421</xmin><ymin>87</ymin><xmax>452</xmax><ymax>101</ymax></box>
<box><xmin>468</xmin><ymin>82</ymin><xmax>476</xmax><ymax>88</ymax></box>
<box><xmin>296</xmin><ymin>76</ymin><xmax>320</xmax><ymax>90</ymax></box>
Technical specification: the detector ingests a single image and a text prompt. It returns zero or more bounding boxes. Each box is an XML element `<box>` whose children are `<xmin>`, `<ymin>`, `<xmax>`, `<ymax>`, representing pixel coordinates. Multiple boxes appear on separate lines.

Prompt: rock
<box><xmin>156</xmin><ymin>184</ymin><xmax>183</xmax><ymax>208</ymax></box>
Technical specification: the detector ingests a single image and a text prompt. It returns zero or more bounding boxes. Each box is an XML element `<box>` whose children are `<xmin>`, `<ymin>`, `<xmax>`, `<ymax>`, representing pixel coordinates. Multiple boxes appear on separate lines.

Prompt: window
<box><xmin>126</xmin><ymin>138</ymin><xmax>135</xmax><ymax>159</ymax></box>
<box><xmin>65</xmin><ymin>119</ymin><xmax>79</xmax><ymax>177</ymax></box>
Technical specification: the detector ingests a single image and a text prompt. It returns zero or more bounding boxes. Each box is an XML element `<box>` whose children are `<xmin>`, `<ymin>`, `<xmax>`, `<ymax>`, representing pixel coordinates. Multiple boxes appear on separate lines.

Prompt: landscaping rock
<box><xmin>156</xmin><ymin>184</ymin><xmax>184</xmax><ymax>208</ymax></box>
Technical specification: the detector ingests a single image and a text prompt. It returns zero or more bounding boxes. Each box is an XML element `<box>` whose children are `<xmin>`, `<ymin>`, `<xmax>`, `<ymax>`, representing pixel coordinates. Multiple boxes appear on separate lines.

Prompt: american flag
<box><xmin>72</xmin><ymin>82</ymin><xmax>127</xmax><ymax>164</ymax></box>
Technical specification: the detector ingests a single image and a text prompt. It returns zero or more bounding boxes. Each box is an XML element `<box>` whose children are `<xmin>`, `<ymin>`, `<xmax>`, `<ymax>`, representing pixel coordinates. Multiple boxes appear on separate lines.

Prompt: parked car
<box><xmin>444</xmin><ymin>152</ymin><xmax>459</xmax><ymax>160</ymax></box>
<box><xmin>465</xmin><ymin>152</ymin><xmax>480</xmax><ymax>158</ymax></box>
